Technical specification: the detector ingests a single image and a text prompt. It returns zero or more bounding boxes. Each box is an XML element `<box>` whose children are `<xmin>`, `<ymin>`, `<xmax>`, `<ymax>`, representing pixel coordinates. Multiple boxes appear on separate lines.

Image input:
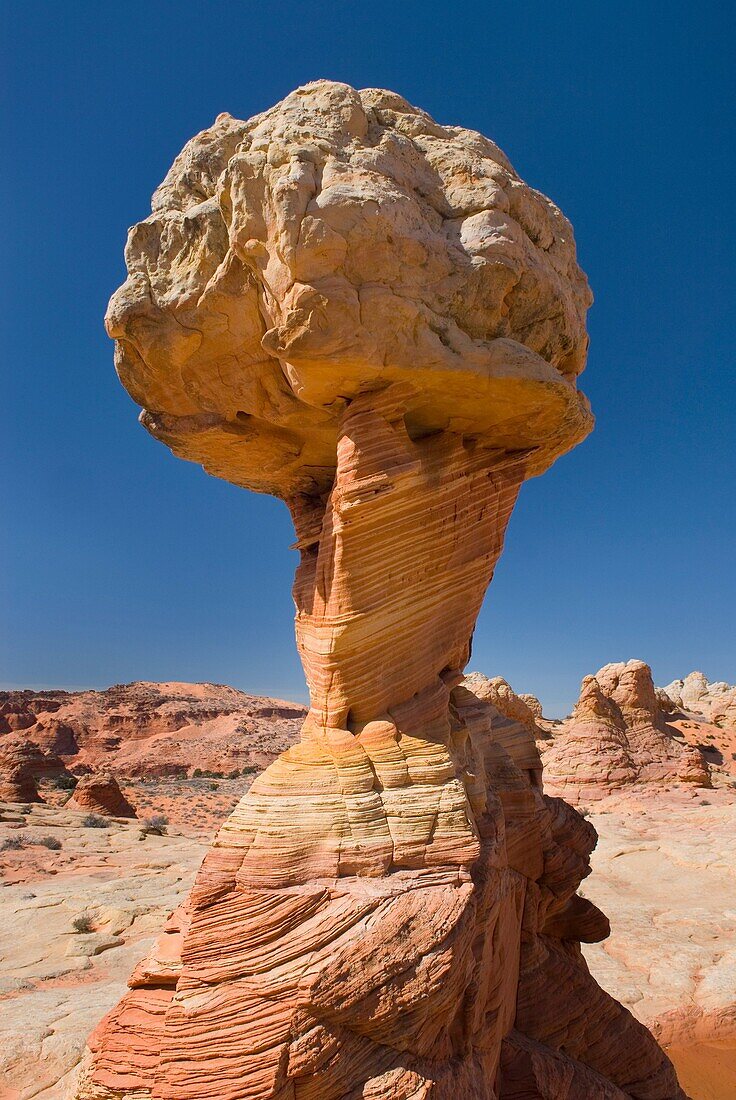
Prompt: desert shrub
<box><xmin>1</xmin><ymin>833</ymin><xmax>29</xmax><ymax>850</ymax></box>
<box><xmin>38</xmin><ymin>835</ymin><xmax>62</xmax><ymax>850</ymax></box>
<box><xmin>192</xmin><ymin>768</ymin><xmax>203</xmax><ymax>778</ymax></box>
<box><xmin>82</xmin><ymin>813</ymin><xmax>108</xmax><ymax>829</ymax></box>
<box><xmin>140</xmin><ymin>813</ymin><xmax>168</xmax><ymax>836</ymax></box>
<box><xmin>55</xmin><ymin>774</ymin><xmax>78</xmax><ymax>790</ymax></box>
<box><xmin>228</xmin><ymin>769</ymin><xmax>240</xmax><ymax>780</ymax></box>
<box><xmin>207</xmin><ymin>781</ymin><xmax>219</xmax><ymax>791</ymax></box>
<box><xmin>72</xmin><ymin>914</ymin><xmax>94</xmax><ymax>933</ymax></box>
<box><xmin>241</xmin><ymin>765</ymin><xmax>257</xmax><ymax>776</ymax></box>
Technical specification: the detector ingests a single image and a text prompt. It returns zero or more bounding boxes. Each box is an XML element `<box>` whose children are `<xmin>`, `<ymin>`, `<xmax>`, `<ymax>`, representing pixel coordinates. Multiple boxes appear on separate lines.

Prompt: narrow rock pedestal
<box><xmin>75</xmin><ymin>81</ymin><xmax>687</xmax><ymax>1099</ymax></box>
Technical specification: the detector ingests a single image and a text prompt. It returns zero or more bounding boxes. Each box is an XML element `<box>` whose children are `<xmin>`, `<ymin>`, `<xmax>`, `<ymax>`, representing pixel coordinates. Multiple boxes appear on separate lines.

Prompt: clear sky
<box><xmin>2</xmin><ymin>1</ymin><xmax>734</xmax><ymax>716</ymax></box>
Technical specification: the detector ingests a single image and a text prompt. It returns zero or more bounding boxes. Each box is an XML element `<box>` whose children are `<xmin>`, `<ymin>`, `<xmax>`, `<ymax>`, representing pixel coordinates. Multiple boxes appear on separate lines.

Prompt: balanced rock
<box><xmin>542</xmin><ymin>660</ymin><xmax>710</xmax><ymax>802</ymax></box>
<box><xmin>74</xmin><ymin>82</ymin><xmax>684</xmax><ymax>1099</ymax></box>
<box><xmin>69</xmin><ymin>772</ymin><xmax>137</xmax><ymax>818</ymax></box>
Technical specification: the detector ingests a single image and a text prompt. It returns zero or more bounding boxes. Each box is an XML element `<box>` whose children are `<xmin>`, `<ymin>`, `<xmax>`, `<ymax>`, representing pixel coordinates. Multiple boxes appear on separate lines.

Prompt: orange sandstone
<box><xmin>69</xmin><ymin>771</ymin><xmax>138</xmax><ymax>818</ymax></box>
<box><xmin>542</xmin><ymin>661</ymin><xmax>710</xmax><ymax>802</ymax></box>
<box><xmin>74</xmin><ymin>82</ymin><xmax>685</xmax><ymax>1099</ymax></box>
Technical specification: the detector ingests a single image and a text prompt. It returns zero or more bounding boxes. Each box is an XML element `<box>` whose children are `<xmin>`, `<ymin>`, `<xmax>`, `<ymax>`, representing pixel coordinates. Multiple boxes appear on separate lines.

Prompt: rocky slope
<box><xmin>0</xmin><ymin>681</ymin><xmax>306</xmax><ymax>782</ymax></box>
<box><xmin>582</xmin><ymin>785</ymin><xmax>736</xmax><ymax>1100</ymax></box>
<box><xmin>0</xmin><ymin>797</ymin><xmax>209</xmax><ymax>1099</ymax></box>
<box><xmin>658</xmin><ymin>672</ymin><xmax>736</xmax><ymax>779</ymax></box>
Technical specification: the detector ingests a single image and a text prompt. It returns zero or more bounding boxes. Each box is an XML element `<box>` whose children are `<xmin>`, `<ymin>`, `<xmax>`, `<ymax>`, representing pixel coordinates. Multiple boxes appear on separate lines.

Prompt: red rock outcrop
<box><xmin>0</xmin><ymin>739</ymin><xmax>67</xmax><ymax>803</ymax></box>
<box><xmin>657</xmin><ymin>672</ymin><xmax>736</xmax><ymax>779</ymax></box>
<box><xmin>0</xmin><ymin>682</ymin><xmax>306</xmax><ymax>778</ymax></box>
<box><xmin>0</xmin><ymin>741</ymin><xmax>43</xmax><ymax>802</ymax></box>
<box><xmin>74</xmin><ymin>82</ymin><xmax>685</xmax><ymax>1099</ymax></box>
<box><xmin>661</xmin><ymin>671</ymin><xmax>736</xmax><ymax>733</ymax></box>
<box><xmin>541</xmin><ymin>661</ymin><xmax>710</xmax><ymax>802</ymax></box>
<box><xmin>69</xmin><ymin>771</ymin><xmax>138</xmax><ymax>818</ymax></box>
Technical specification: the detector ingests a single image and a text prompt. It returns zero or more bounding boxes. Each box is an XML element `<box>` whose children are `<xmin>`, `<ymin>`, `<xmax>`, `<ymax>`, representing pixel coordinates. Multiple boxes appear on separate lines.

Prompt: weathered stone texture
<box><xmin>74</xmin><ymin>82</ymin><xmax>685</xmax><ymax>1099</ymax></box>
<box><xmin>542</xmin><ymin>661</ymin><xmax>710</xmax><ymax>802</ymax></box>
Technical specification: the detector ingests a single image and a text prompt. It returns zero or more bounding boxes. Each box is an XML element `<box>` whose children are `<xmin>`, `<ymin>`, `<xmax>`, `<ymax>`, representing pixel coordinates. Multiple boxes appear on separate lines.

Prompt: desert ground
<box><xmin>2</xmin><ymin>779</ymin><xmax>734</xmax><ymax>1098</ymax></box>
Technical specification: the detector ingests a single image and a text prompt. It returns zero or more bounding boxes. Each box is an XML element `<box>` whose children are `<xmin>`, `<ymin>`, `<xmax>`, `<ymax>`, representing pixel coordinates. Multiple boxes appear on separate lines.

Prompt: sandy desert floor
<box><xmin>1</xmin><ymin>778</ymin><xmax>735</xmax><ymax>1099</ymax></box>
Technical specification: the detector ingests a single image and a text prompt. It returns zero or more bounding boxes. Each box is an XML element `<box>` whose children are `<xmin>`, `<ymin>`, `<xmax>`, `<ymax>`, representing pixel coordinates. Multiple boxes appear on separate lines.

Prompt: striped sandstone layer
<box><xmin>68</xmin><ymin>772</ymin><xmax>138</xmax><ymax>818</ymax></box>
<box><xmin>542</xmin><ymin>661</ymin><xmax>710</xmax><ymax>803</ymax></box>
<box><xmin>74</xmin><ymin>82</ymin><xmax>686</xmax><ymax>1098</ymax></box>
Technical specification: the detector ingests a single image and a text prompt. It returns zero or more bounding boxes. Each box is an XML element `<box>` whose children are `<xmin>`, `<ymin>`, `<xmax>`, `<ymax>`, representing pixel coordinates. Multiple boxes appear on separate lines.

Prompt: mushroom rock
<box><xmin>542</xmin><ymin>660</ymin><xmax>711</xmax><ymax>802</ymax></box>
<box><xmin>68</xmin><ymin>771</ymin><xmax>137</xmax><ymax>818</ymax></box>
<box><xmin>74</xmin><ymin>82</ymin><xmax>685</xmax><ymax>1099</ymax></box>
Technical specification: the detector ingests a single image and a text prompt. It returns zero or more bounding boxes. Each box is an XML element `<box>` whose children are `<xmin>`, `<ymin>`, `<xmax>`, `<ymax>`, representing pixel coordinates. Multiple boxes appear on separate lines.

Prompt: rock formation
<box><xmin>0</xmin><ymin>739</ymin><xmax>66</xmax><ymax>803</ymax></box>
<box><xmin>0</xmin><ymin>741</ymin><xmax>43</xmax><ymax>803</ymax></box>
<box><xmin>69</xmin><ymin>772</ymin><xmax>138</xmax><ymax>818</ymax></box>
<box><xmin>0</xmin><ymin>682</ymin><xmax>306</xmax><ymax>777</ymax></box>
<box><xmin>661</xmin><ymin>671</ymin><xmax>736</xmax><ymax>731</ymax></box>
<box><xmin>74</xmin><ymin>82</ymin><xmax>685</xmax><ymax>1099</ymax></box>
<box><xmin>463</xmin><ymin>672</ymin><xmax>548</xmax><ymax>741</ymax></box>
<box><xmin>542</xmin><ymin>660</ymin><xmax>710</xmax><ymax>802</ymax></box>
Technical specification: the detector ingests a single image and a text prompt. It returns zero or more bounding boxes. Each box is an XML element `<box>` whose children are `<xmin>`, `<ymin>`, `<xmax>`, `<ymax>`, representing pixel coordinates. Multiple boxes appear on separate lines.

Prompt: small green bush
<box><xmin>192</xmin><ymin>768</ymin><xmax>203</xmax><ymax>778</ymax></box>
<box><xmin>72</xmin><ymin>914</ymin><xmax>94</xmax><ymax>933</ymax></box>
<box><xmin>82</xmin><ymin>813</ymin><xmax>108</xmax><ymax>829</ymax></box>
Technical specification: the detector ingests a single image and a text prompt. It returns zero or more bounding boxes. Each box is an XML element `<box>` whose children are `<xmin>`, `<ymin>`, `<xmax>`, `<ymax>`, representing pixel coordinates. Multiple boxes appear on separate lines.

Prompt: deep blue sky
<box><xmin>2</xmin><ymin>2</ymin><xmax>734</xmax><ymax>715</ymax></box>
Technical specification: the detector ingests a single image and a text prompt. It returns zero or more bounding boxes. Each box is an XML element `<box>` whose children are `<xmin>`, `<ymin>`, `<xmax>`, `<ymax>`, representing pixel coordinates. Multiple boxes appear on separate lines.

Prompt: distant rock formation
<box><xmin>464</xmin><ymin>672</ymin><xmax>549</xmax><ymax>740</ymax></box>
<box><xmin>74</xmin><ymin>82</ymin><xmax>684</xmax><ymax>1099</ymax></box>
<box><xmin>0</xmin><ymin>682</ymin><xmax>306</xmax><ymax>778</ymax></box>
<box><xmin>542</xmin><ymin>660</ymin><xmax>710</xmax><ymax>801</ymax></box>
<box><xmin>69</xmin><ymin>772</ymin><xmax>137</xmax><ymax>818</ymax></box>
<box><xmin>661</xmin><ymin>671</ymin><xmax>736</xmax><ymax>730</ymax></box>
<box><xmin>0</xmin><ymin>739</ymin><xmax>67</xmax><ymax>803</ymax></box>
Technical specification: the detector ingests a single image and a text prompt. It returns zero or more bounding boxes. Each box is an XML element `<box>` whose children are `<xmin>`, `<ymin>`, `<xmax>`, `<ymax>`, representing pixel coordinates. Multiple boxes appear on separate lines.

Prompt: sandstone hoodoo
<box><xmin>463</xmin><ymin>672</ymin><xmax>549</xmax><ymax>741</ymax></box>
<box><xmin>0</xmin><ymin>739</ymin><xmax>66</xmax><ymax>803</ymax></box>
<box><xmin>69</xmin><ymin>771</ymin><xmax>138</xmax><ymax>818</ymax></box>
<box><xmin>541</xmin><ymin>660</ymin><xmax>711</xmax><ymax>803</ymax></box>
<box><xmin>75</xmin><ymin>82</ymin><xmax>685</xmax><ymax>1098</ymax></box>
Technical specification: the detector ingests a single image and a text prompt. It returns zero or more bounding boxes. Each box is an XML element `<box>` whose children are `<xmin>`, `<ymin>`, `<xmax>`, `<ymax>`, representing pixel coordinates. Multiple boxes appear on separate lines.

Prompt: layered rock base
<box><xmin>76</xmin><ymin>686</ymin><xmax>684</xmax><ymax>1099</ymax></box>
